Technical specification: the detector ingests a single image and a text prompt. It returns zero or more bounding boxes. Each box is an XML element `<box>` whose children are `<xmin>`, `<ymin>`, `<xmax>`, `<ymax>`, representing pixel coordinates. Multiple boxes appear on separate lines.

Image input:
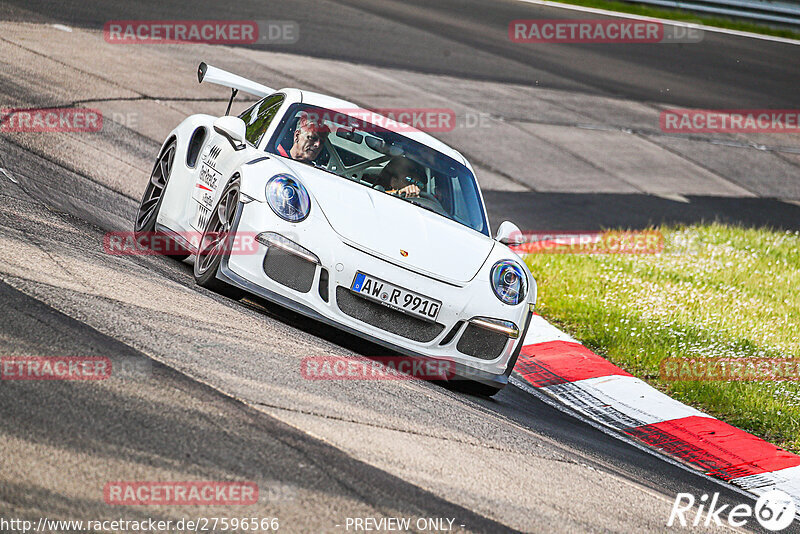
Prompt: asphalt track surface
<box><xmin>0</xmin><ymin>0</ymin><xmax>799</xmax><ymax>532</ymax></box>
<box><xmin>2</xmin><ymin>0</ymin><xmax>799</xmax><ymax>108</ymax></box>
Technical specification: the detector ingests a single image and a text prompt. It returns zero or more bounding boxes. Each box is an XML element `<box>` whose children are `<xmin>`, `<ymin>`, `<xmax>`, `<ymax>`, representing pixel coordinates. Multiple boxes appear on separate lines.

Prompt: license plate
<box><xmin>351</xmin><ymin>272</ymin><xmax>441</xmax><ymax>322</ymax></box>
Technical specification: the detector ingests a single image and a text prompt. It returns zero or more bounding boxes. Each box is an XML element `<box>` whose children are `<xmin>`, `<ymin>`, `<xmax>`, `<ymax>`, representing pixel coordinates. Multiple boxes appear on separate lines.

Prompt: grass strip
<box><xmin>523</xmin><ymin>223</ymin><xmax>800</xmax><ymax>453</ymax></box>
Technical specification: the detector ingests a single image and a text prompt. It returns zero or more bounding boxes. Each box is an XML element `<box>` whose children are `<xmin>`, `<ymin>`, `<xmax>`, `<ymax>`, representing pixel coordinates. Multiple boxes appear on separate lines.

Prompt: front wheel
<box><xmin>193</xmin><ymin>175</ymin><xmax>245</xmax><ymax>300</ymax></box>
<box><xmin>134</xmin><ymin>140</ymin><xmax>190</xmax><ymax>261</ymax></box>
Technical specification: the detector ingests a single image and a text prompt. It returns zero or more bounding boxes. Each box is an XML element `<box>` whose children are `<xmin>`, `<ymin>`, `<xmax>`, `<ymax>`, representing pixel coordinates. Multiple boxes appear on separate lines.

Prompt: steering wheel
<box><xmin>417</xmin><ymin>191</ymin><xmax>439</xmax><ymax>203</ymax></box>
<box><xmin>392</xmin><ymin>188</ymin><xmax>433</xmax><ymax>200</ymax></box>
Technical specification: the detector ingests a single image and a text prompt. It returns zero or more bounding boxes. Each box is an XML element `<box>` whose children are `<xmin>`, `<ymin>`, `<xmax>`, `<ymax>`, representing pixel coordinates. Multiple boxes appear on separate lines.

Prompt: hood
<box><xmin>281</xmin><ymin>159</ymin><xmax>495</xmax><ymax>285</ymax></box>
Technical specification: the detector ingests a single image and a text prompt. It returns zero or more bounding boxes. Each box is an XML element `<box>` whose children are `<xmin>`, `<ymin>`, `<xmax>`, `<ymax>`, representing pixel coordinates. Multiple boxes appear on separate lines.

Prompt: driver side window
<box><xmin>239</xmin><ymin>93</ymin><xmax>285</xmax><ymax>147</ymax></box>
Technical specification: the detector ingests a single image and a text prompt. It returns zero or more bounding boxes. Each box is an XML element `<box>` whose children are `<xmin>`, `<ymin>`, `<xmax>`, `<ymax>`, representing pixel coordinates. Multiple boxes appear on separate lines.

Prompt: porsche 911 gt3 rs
<box><xmin>134</xmin><ymin>62</ymin><xmax>536</xmax><ymax>396</ymax></box>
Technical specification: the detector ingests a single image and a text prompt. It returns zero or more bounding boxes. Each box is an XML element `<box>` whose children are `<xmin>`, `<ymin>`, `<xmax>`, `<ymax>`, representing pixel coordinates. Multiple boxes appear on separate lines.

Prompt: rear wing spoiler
<box><xmin>197</xmin><ymin>62</ymin><xmax>274</xmax><ymax>98</ymax></box>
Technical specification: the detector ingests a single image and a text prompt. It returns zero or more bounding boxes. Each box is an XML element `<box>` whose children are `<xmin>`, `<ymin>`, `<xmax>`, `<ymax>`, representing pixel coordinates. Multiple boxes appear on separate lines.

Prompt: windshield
<box><xmin>265</xmin><ymin>103</ymin><xmax>489</xmax><ymax>236</ymax></box>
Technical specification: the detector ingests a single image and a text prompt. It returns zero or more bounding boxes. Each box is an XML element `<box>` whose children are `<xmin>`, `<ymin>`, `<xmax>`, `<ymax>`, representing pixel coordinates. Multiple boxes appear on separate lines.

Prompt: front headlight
<box><xmin>490</xmin><ymin>260</ymin><xmax>527</xmax><ymax>305</ymax></box>
<box><xmin>265</xmin><ymin>174</ymin><xmax>310</xmax><ymax>222</ymax></box>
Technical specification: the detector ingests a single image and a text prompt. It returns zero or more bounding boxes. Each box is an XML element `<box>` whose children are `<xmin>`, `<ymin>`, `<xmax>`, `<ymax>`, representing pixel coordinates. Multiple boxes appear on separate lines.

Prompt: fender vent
<box><xmin>186</xmin><ymin>127</ymin><xmax>207</xmax><ymax>168</ymax></box>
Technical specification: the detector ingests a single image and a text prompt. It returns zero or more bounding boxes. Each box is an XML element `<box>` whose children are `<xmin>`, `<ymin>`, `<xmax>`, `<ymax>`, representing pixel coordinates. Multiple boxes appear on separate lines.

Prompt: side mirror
<box><xmin>495</xmin><ymin>221</ymin><xmax>524</xmax><ymax>246</ymax></box>
<box><xmin>213</xmin><ymin>116</ymin><xmax>247</xmax><ymax>151</ymax></box>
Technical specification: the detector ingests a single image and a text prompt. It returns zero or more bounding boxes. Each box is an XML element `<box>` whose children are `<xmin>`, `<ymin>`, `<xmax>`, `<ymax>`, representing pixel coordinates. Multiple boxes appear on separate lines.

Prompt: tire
<box><xmin>453</xmin><ymin>381</ymin><xmax>502</xmax><ymax>398</ymax></box>
<box><xmin>193</xmin><ymin>175</ymin><xmax>245</xmax><ymax>300</ymax></box>
<box><xmin>134</xmin><ymin>140</ymin><xmax>190</xmax><ymax>261</ymax></box>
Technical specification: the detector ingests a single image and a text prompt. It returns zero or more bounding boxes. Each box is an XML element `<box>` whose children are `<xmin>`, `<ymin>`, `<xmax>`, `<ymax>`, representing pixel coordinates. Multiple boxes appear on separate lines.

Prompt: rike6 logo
<box><xmin>668</xmin><ymin>490</ymin><xmax>796</xmax><ymax>531</ymax></box>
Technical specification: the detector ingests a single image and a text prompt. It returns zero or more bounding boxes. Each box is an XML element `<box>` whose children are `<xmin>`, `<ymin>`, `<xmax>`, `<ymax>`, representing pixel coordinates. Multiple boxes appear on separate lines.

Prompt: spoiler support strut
<box><xmin>225</xmin><ymin>88</ymin><xmax>238</xmax><ymax>116</ymax></box>
<box><xmin>197</xmin><ymin>61</ymin><xmax>274</xmax><ymax>115</ymax></box>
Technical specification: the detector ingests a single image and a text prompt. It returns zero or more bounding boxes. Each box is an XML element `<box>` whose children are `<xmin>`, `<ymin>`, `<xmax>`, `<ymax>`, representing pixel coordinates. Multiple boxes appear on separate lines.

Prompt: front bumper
<box><xmin>218</xmin><ymin>201</ymin><xmax>531</xmax><ymax>388</ymax></box>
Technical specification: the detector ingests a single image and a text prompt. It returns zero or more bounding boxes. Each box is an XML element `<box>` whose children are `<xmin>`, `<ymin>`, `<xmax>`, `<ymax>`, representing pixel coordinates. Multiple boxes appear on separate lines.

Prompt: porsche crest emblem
<box><xmin>400</xmin><ymin>250</ymin><xmax>408</xmax><ymax>257</ymax></box>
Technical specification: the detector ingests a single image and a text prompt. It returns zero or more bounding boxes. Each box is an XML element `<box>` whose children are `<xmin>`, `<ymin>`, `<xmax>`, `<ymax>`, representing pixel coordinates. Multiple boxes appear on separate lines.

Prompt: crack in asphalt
<box><xmin>0</xmin><ymin>167</ymin><xmax>18</xmax><ymax>183</ymax></box>
<box><xmin>0</xmin><ymin>135</ymin><xmax>141</xmax><ymax>202</ymax></box>
<box><xmin>0</xmin><ymin>154</ymin><xmax>18</xmax><ymax>183</ymax></box>
<box><xmin>633</xmin><ymin>131</ymin><xmax>759</xmax><ymax>197</ymax></box>
<box><xmin>19</xmin><ymin>231</ymin><xmax>95</xmax><ymax>290</ymax></box>
<box><xmin>0</xmin><ymin>182</ymin><xmax>95</xmax><ymax>291</ymax></box>
<box><xmin>0</xmin><ymin>33</ymin><xmax>191</xmax><ymax>105</ymax></box>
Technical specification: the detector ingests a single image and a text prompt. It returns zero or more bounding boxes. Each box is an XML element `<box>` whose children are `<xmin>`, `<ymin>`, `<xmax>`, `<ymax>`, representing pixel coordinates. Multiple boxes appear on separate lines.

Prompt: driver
<box><xmin>376</xmin><ymin>157</ymin><xmax>426</xmax><ymax>198</ymax></box>
<box><xmin>277</xmin><ymin>113</ymin><xmax>330</xmax><ymax>163</ymax></box>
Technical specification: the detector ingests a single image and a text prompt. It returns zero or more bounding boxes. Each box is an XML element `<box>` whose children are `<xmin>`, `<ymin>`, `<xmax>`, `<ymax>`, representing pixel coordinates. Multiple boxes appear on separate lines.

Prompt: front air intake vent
<box><xmin>263</xmin><ymin>247</ymin><xmax>316</xmax><ymax>293</ymax></box>
<box><xmin>456</xmin><ymin>323</ymin><xmax>509</xmax><ymax>360</ymax></box>
<box><xmin>336</xmin><ymin>287</ymin><xmax>444</xmax><ymax>343</ymax></box>
<box><xmin>257</xmin><ymin>233</ymin><xmax>319</xmax><ymax>293</ymax></box>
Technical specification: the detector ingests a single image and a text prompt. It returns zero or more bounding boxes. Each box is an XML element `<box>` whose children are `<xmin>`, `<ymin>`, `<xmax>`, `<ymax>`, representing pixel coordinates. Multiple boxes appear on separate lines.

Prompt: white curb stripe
<box><xmin>523</xmin><ymin>314</ymin><xmax>579</xmax><ymax>345</ymax></box>
<box><xmin>544</xmin><ymin>374</ymin><xmax>712</xmax><ymax>427</ymax></box>
<box><xmin>731</xmin><ymin>465</ymin><xmax>800</xmax><ymax>509</ymax></box>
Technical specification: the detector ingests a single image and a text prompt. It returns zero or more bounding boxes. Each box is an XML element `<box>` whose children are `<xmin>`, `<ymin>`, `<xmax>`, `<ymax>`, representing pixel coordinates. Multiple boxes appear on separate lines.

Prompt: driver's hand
<box><xmin>397</xmin><ymin>184</ymin><xmax>420</xmax><ymax>198</ymax></box>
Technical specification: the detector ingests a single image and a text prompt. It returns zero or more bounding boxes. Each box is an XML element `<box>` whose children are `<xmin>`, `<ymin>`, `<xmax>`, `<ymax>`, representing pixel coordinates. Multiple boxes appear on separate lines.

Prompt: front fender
<box><xmin>162</xmin><ymin>114</ymin><xmax>217</xmax><ymax>162</ymax></box>
<box><xmin>237</xmin><ymin>155</ymin><xmax>295</xmax><ymax>203</ymax></box>
<box><xmin>156</xmin><ymin>114</ymin><xmax>221</xmax><ymax>232</ymax></box>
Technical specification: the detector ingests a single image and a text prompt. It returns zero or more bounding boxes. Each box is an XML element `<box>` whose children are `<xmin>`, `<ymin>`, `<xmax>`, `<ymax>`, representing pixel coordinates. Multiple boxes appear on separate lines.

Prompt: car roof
<box><xmin>275</xmin><ymin>88</ymin><xmax>468</xmax><ymax>166</ymax></box>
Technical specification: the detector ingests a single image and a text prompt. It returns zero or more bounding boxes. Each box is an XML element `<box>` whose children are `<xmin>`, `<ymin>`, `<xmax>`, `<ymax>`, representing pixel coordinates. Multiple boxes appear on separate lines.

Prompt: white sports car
<box><xmin>135</xmin><ymin>62</ymin><xmax>536</xmax><ymax>396</ymax></box>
